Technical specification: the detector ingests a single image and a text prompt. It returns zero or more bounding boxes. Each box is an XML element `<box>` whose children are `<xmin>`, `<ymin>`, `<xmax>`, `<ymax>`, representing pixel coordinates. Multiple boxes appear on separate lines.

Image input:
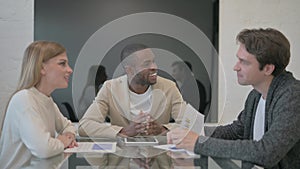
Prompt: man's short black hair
<box><xmin>120</xmin><ymin>43</ymin><xmax>149</xmax><ymax>62</ymax></box>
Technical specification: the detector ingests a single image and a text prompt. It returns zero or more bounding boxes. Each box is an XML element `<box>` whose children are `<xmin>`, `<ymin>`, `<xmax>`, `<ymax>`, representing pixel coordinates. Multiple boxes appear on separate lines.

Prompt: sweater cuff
<box><xmin>194</xmin><ymin>135</ymin><xmax>209</xmax><ymax>154</ymax></box>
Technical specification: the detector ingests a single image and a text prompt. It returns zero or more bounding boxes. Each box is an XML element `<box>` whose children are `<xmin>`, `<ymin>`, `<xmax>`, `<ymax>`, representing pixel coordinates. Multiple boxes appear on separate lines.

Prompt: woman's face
<box><xmin>40</xmin><ymin>52</ymin><xmax>73</xmax><ymax>91</ymax></box>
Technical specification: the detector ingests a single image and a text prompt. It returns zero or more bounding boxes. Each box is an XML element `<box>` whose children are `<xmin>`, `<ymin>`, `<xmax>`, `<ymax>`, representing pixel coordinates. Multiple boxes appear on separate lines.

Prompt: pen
<box><xmin>170</xmin><ymin>146</ymin><xmax>178</xmax><ymax>150</ymax></box>
<box><xmin>166</xmin><ymin>145</ymin><xmax>186</xmax><ymax>152</ymax></box>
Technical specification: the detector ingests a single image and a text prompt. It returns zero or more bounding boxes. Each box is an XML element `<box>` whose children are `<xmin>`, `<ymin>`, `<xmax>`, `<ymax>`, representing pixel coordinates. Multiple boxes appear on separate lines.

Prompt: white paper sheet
<box><xmin>181</xmin><ymin>104</ymin><xmax>205</xmax><ymax>135</ymax></box>
<box><xmin>64</xmin><ymin>142</ymin><xmax>116</xmax><ymax>153</ymax></box>
<box><xmin>153</xmin><ymin>144</ymin><xmax>185</xmax><ymax>152</ymax></box>
<box><xmin>153</xmin><ymin>144</ymin><xmax>198</xmax><ymax>157</ymax></box>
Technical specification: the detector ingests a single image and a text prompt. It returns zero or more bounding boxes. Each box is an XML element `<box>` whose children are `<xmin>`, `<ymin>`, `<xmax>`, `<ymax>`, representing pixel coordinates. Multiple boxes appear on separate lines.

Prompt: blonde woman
<box><xmin>0</xmin><ymin>41</ymin><xmax>77</xmax><ymax>168</ymax></box>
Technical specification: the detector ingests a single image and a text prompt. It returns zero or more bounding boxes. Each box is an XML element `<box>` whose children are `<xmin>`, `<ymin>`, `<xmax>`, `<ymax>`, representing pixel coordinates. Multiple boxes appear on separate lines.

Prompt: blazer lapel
<box><xmin>149</xmin><ymin>85</ymin><xmax>167</xmax><ymax>120</ymax></box>
<box><xmin>111</xmin><ymin>75</ymin><xmax>132</xmax><ymax>121</ymax></box>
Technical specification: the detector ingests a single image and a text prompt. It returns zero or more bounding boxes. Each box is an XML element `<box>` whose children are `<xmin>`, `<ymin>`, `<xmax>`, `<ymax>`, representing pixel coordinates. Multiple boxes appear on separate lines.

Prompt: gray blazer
<box><xmin>195</xmin><ymin>71</ymin><xmax>300</xmax><ymax>169</ymax></box>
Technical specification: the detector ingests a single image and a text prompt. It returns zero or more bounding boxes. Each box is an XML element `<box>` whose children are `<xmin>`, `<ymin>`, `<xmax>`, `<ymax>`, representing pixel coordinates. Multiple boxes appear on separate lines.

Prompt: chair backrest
<box><xmin>61</xmin><ymin>102</ymin><xmax>79</xmax><ymax>122</ymax></box>
<box><xmin>196</xmin><ymin>80</ymin><xmax>207</xmax><ymax>113</ymax></box>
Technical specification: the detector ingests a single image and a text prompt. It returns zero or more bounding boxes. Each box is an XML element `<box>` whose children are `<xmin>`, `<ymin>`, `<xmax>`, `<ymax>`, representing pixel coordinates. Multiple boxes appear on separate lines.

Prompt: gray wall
<box><xmin>2</xmin><ymin>0</ymin><xmax>299</xmax><ymax>128</ymax></box>
<box><xmin>35</xmin><ymin>0</ymin><xmax>218</xmax><ymax>121</ymax></box>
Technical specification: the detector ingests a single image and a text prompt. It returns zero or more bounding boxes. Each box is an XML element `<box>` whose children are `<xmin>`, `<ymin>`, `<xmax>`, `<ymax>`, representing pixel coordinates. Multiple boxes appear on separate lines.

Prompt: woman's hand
<box><xmin>57</xmin><ymin>132</ymin><xmax>78</xmax><ymax>148</ymax></box>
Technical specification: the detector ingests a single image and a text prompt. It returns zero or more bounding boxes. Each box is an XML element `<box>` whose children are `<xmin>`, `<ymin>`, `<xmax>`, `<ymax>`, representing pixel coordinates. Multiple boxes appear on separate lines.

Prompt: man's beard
<box><xmin>132</xmin><ymin>72</ymin><xmax>156</xmax><ymax>86</ymax></box>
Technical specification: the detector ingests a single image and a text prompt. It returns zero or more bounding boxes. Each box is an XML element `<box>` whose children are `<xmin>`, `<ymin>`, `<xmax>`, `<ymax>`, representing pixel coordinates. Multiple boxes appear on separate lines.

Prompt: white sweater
<box><xmin>0</xmin><ymin>87</ymin><xmax>76</xmax><ymax>169</ymax></box>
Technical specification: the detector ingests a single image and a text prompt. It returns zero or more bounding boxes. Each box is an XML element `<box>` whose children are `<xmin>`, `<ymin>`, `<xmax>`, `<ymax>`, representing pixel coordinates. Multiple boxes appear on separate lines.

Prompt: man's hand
<box><xmin>144</xmin><ymin>115</ymin><xmax>168</xmax><ymax>135</ymax></box>
<box><xmin>119</xmin><ymin>121</ymin><xmax>140</xmax><ymax>137</ymax></box>
<box><xmin>167</xmin><ymin>127</ymin><xmax>198</xmax><ymax>152</ymax></box>
<box><xmin>118</xmin><ymin>111</ymin><xmax>148</xmax><ymax>137</ymax></box>
<box><xmin>132</xmin><ymin>158</ymin><xmax>154</xmax><ymax>169</ymax></box>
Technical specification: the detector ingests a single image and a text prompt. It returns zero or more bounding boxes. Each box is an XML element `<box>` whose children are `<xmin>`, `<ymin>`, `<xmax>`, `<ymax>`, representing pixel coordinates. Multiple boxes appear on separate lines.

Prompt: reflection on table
<box><xmin>21</xmin><ymin>136</ymin><xmax>241</xmax><ymax>169</ymax></box>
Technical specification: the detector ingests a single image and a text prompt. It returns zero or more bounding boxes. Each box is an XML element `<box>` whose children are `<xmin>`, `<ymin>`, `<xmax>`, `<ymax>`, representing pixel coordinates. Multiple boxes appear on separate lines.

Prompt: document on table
<box><xmin>153</xmin><ymin>144</ymin><xmax>185</xmax><ymax>152</ymax></box>
<box><xmin>64</xmin><ymin>142</ymin><xmax>116</xmax><ymax>153</ymax></box>
<box><xmin>181</xmin><ymin>103</ymin><xmax>205</xmax><ymax>135</ymax></box>
<box><xmin>153</xmin><ymin>144</ymin><xmax>198</xmax><ymax>157</ymax></box>
<box><xmin>153</xmin><ymin>104</ymin><xmax>204</xmax><ymax>156</ymax></box>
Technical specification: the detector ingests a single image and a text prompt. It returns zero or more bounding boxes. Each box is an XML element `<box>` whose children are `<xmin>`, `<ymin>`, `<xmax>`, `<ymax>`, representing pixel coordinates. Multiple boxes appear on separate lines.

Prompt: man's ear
<box><xmin>264</xmin><ymin>64</ymin><xmax>275</xmax><ymax>76</ymax></box>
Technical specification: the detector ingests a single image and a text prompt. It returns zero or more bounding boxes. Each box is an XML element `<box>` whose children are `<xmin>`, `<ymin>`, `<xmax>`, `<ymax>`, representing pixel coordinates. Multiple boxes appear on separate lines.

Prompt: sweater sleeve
<box><xmin>18</xmin><ymin>106</ymin><xmax>65</xmax><ymax>158</ymax></box>
<box><xmin>54</xmin><ymin>104</ymin><xmax>76</xmax><ymax>135</ymax></box>
<box><xmin>208</xmin><ymin>110</ymin><xmax>245</xmax><ymax>139</ymax></box>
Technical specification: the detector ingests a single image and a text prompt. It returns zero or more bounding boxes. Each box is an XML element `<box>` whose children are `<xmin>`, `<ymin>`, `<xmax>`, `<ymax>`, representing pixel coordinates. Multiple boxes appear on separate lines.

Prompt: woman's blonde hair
<box><xmin>0</xmin><ymin>41</ymin><xmax>66</xmax><ymax>136</ymax></box>
<box><xmin>17</xmin><ymin>41</ymin><xmax>66</xmax><ymax>91</ymax></box>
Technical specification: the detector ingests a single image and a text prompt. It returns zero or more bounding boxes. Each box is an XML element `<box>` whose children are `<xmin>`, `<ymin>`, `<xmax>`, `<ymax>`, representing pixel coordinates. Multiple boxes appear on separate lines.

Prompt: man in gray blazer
<box><xmin>79</xmin><ymin>44</ymin><xmax>185</xmax><ymax>138</ymax></box>
<box><xmin>168</xmin><ymin>28</ymin><xmax>300</xmax><ymax>169</ymax></box>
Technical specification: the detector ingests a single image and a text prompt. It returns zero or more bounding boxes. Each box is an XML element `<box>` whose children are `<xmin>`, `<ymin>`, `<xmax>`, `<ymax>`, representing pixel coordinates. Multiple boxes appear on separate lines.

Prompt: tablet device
<box><xmin>124</xmin><ymin>137</ymin><xmax>159</xmax><ymax>146</ymax></box>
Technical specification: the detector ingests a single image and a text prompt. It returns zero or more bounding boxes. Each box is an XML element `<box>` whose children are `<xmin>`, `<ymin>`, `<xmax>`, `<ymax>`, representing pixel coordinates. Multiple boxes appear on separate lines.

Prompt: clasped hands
<box><xmin>131</xmin><ymin>157</ymin><xmax>154</xmax><ymax>169</ymax></box>
<box><xmin>119</xmin><ymin>111</ymin><xmax>167</xmax><ymax>137</ymax></box>
<box><xmin>57</xmin><ymin>132</ymin><xmax>78</xmax><ymax>149</ymax></box>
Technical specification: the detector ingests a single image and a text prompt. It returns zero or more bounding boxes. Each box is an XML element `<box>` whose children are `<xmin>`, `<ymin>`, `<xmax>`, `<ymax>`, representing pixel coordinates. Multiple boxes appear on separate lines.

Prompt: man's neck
<box><xmin>129</xmin><ymin>83</ymin><xmax>149</xmax><ymax>94</ymax></box>
<box><xmin>254</xmin><ymin>76</ymin><xmax>274</xmax><ymax>99</ymax></box>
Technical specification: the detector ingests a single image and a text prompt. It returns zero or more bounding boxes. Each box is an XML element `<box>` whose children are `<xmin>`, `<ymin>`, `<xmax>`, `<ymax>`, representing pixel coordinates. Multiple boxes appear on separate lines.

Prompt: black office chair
<box><xmin>61</xmin><ymin>102</ymin><xmax>79</xmax><ymax>122</ymax></box>
<box><xmin>196</xmin><ymin>80</ymin><xmax>208</xmax><ymax>113</ymax></box>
